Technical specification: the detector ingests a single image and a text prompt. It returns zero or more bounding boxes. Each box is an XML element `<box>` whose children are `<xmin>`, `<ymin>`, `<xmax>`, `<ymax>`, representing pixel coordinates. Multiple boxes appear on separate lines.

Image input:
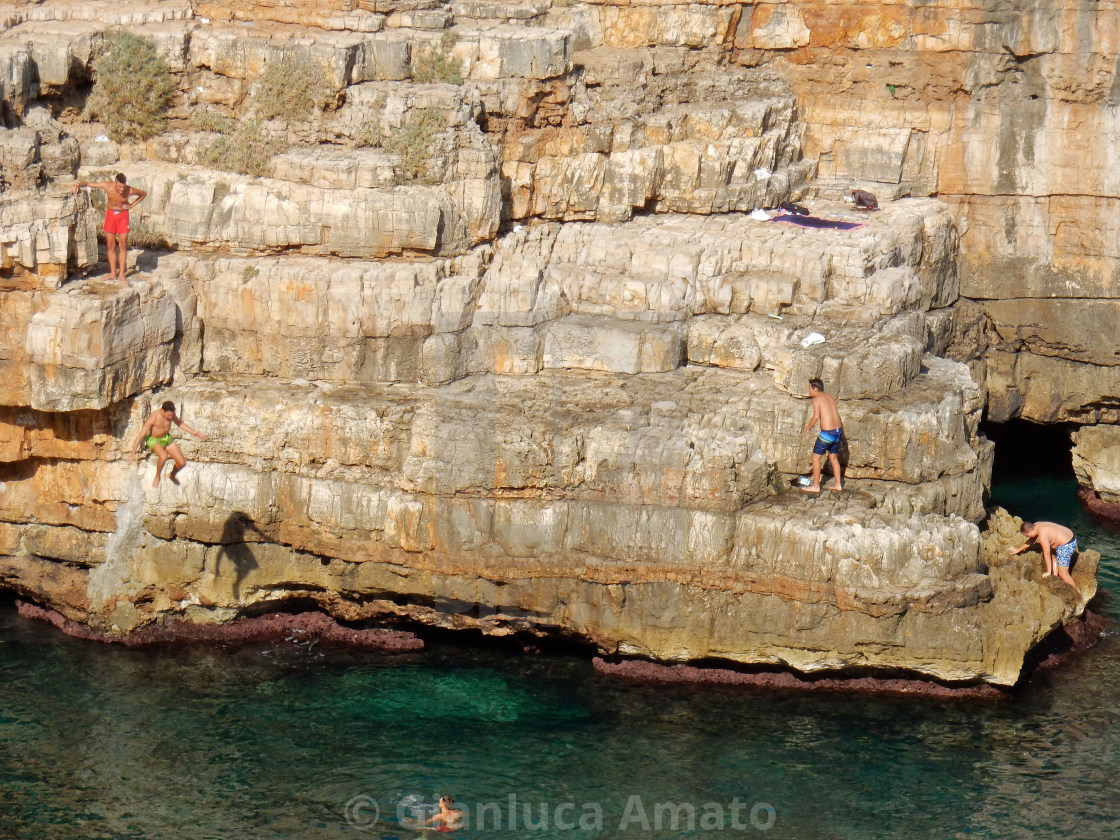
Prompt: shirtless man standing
<box><xmin>1008</xmin><ymin>521</ymin><xmax>1079</xmax><ymax>590</ymax></box>
<box><xmin>71</xmin><ymin>173</ymin><xmax>147</xmax><ymax>285</ymax></box>
<box><xmin>802</xmin><ymin>378</ymin><xmax>844</xmax><ymax>493</ymax></box>
<box><xmin>130</xmin><ymin>401</ymin><xmax>206</xmax><ymax>488</ymax></box>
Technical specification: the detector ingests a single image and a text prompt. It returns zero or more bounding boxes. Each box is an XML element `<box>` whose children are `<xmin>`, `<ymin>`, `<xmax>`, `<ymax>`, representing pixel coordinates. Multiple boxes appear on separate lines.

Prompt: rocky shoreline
<box><xmin>15</xmin><ymin>599</ymin><xmax>425</xmax><ymax>650</ymax></box>
<box><xmin>2</xmin><ymin>0</ymin><xmax>1119</xmax><ymax>690</ymax></box>
<box><xmin>593</xmin><ymin>609</ymin><xmax>1109</xmax><ymax>701</ymax></box>
<box><xmin>14</xmin><ymin>595</ymin><xmax>1107</xmax><ymax>700</ymax></box>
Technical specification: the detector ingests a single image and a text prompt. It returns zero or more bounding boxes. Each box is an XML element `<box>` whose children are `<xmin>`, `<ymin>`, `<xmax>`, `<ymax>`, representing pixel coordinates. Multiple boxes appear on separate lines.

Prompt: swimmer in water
<box><xmin>426</xmin><ymin>796</ymin><xmax>463</xmax><ymax>831</ymax></box>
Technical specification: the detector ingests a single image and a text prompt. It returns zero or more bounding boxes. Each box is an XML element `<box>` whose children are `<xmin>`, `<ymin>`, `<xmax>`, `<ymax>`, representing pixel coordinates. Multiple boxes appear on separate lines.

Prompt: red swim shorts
<box><xmin>104</xmin><ymin>208</ymin><xmax>130</xmax><ymax>235</ymax></box>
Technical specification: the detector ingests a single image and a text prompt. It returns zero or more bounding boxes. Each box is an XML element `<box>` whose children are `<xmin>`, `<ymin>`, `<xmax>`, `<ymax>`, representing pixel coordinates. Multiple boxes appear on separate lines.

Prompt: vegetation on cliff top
<box><xmin>412</xmin><ymin>32</ymin><xmax>463</xmax><ymax>85</ymax></box>
<box><xmin>253</xmin><ymin>55</ymin><xmax>335</xmax><ymax>122</ymax></box>
<box><xmin>191</xmin><ymin>54</ymin><xmax>336</xmax><ymax>177</ymax></box>
<box><xmin>196</xmin><ymin>115</ymin><xmax>288</xmax><ymax>178</ymax></box>
<box><xmin>88</xmin><ymin>32</ymin><xmax>176</xmax><ymax>142</ymax></box>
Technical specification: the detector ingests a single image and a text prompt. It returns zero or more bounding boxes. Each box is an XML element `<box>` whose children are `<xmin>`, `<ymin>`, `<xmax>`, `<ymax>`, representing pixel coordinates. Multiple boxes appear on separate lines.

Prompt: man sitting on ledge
<box><xmin>130</xmin><ymin>401</ymin><xmax>206</xmax><ymax>488</ymax></box>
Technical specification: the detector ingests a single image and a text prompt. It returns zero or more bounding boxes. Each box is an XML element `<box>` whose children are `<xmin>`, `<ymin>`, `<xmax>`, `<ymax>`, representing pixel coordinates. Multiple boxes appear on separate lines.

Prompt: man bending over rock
<box><xmin>1009</xmin><ymin>521</ymin><xmax>1078</xmax><ymax>590</ymax></box>
<box><xmin>131</xmin><ymin>401</ymin><xmax>206</xmax><ymax>488</ymax></box>
<box><xmin>802</xmin><ymin>378</ymin><xmax>843</xmax><ymax>493</ymax></box>
<box><xmin>72</xmin><ymin>173</ymin><xmax>147</xmax><ymax>285</ymax></box>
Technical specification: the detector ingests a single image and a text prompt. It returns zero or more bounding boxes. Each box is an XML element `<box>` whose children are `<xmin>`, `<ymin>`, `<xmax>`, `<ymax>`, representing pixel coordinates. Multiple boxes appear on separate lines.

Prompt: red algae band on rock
<box><xmin>15</xmin><ymin>602</ymin><xmax>424</xmax><ymax>651</ymax></box>
<box><xmin>593</xmin><ymin>609</ymin><xmax>1108</xmax><ymax>700</ymax></box>
<box><xmin>1078</xmin><ymin>487</ymin><xmax>1120</xmax><ymax>526</ymax></box>
<box><xmin>592</xmin><ymin>656</ymin><xmax>1010</xmax><ymax>700</ymax></box>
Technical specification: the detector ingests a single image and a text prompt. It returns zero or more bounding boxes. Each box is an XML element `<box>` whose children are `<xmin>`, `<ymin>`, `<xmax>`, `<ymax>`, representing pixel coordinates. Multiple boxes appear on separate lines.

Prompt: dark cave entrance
<box><xmin>980</xmin><ymin>418</ymin><xmax>1082</xmax><ymax>525</ymax></box>
<box><xmin>980</xmin><ymin>418</ymin><xmax>1076</xmax><ymax>486</ymax></box>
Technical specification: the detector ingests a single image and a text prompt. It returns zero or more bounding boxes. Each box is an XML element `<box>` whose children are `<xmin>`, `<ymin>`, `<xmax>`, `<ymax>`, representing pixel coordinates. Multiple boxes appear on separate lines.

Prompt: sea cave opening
<box><xmin>981</xmin><ymin>418</ymin><xmax>1076</xmax><ymax>489</ymax></box>
<box><xmin>983</xmin><ymin>418</ymin><xmax>1120</xmax><ymax>602</ymax></box>
<box><xmin>980</xmin><ymin>418</ymin><xmax>1079</xmax><ymax>526</ymax></box>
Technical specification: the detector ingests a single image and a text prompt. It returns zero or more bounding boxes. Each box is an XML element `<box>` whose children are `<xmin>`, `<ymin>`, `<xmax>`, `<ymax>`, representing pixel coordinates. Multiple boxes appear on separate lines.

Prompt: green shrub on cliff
<box><xmin>253</xmin><ymin>55</ymin><xmax>334</xmax><ymax>122</ymax></box>
<box><xmin>199</xmin><ymin>120</ymin><xmax>288</xmax><ymax>177</ymax></box>
<box><xmin>382</xmin><ymin>107</ymin><xmax>446</xmax><ymax>184</ymax></box>
<box><xmin>412</xmin><ymin>32</ymin><xmax>463</xmax><ymax>85</ymax></box>
<box><xmin>188</xmin><ymin>108</ymin><xmax>235</xmax><ymax>134</ymax></box>
<box><xmin>88</xmin><ymin>32</ymin><xmax>177</xmax><ymax>142</ymax></box>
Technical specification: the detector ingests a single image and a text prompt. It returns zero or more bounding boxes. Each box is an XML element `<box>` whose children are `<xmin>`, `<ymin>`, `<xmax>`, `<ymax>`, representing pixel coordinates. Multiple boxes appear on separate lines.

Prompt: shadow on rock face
<box><xmin>217</xmin><ymin>510</ymin><xmax>261</xmax><ymax>600</ymax></box>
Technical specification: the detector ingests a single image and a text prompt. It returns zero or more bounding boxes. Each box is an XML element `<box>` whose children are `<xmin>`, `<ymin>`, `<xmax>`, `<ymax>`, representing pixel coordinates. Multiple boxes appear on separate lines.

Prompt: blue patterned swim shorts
<box><xmin>813</xmin><ymin>428</ymin><xmax>843</xmax><ymax>456</ymax></box>
<box><xmin>1055</xmin><ymin>538</ymin><xmax>1078</xmax><ymax>568</ymax></box>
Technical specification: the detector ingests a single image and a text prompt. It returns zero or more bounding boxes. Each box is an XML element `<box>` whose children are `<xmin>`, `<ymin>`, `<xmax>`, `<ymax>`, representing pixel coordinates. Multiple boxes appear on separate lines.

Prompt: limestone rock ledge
<box><xmin>0</xmin><ymin>0</ymin><xmax>1102</xmax><ymax>689</ymax></box>
<box><xmin>0</xmin><ymin>359</ymin><xmax>1092</xmax><ymax>687</ymax></box>
<box><xmin>0</xmin><ymin>194</ymin><xmax>1092</xmax><ymax>687</ymax></box>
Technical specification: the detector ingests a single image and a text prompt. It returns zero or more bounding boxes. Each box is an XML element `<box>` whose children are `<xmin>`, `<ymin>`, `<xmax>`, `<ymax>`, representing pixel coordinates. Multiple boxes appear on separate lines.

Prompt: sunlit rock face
<box><xmin>722</xmin><ymin>0</ymin><xmax>1120</xmax><ymax>503</ymax></box>
<box><xmin>0</xmin><ymin>0</ymin><xmax>1106</xmax><ymax>687</ymax></box>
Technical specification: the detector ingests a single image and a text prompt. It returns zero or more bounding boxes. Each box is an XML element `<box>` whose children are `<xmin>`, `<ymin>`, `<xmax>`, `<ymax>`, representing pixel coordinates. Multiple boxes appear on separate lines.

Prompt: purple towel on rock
<box><xmin>770</xmin><ymin>214</ymin><xmax>865</xmax><ymax>231</ymax></box>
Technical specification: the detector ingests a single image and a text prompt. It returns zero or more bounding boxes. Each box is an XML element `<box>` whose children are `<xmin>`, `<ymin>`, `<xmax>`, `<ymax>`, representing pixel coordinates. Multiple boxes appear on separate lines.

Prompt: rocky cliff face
<box><xmin>727</xmin><ymin>0</ymin><xmax>1120</xmax><ymax>511</ymax></box>
<box><xmin>0</xmin><ymin>0</ymin><xmax>1107</xmax><ymax>687</ymax></box>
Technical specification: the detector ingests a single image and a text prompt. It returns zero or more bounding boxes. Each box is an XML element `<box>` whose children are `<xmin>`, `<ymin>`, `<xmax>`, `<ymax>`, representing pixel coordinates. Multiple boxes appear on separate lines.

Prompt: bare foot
<box><xmin>169</xmin><ymin>464</ymin><xmax>185</xmax><ymax>485</ymax></box>
<box><xmin>1042</xmin><ymin>571</ymin><xmax>1053</xmax><ymax>578</ymax></box>
<box><xmin>801</xmin><ymin>485</ymin><xmax>821</xmax><ymax>494</ymax></box>
<box><xmin>152</xmin><ymin>477</ymin><xmax>161</xmax><ymax>488</ymax></box>
<box><xmin>831</xmin><ymin>485</ymin><xmax>843</xmax><ymax>492</ymax></box>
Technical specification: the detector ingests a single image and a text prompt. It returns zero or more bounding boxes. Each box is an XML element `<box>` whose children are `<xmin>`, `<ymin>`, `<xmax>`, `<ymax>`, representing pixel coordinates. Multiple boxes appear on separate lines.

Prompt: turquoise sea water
<box><xmin>3</xmin><ymin>434</ymin><xmax>1120</xmax><ymax>839</ymax></box>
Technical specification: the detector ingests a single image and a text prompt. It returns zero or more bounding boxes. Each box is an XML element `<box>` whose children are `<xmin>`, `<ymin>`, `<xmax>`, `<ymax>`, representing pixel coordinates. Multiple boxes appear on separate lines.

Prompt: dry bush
<box><xmin>199</xmin><ymin>120</ymin><xmax>288</xmax><ymax>177</ymax></box>
<box><xmin>382</xmin><ymin>107</ymin><xmax>446</xmax><ymax>183</ymax></box>
<box><xmin>128</xmin><ymin>216</ymin><xmax>170</xmax><ymax>250</ymax></box>
<box><xmin>88</xmin><ymin>33</ymin><xmax>176</xmax><ymax>142</ymax></box>
<box><xmin>188</xmin><ymin>108</ymin><xmax>235</xmax><ymax>134</ymax></box>
<box><xmin>412</xmin><ymin>32</ymin><xmax>463</xmax><ymax>85</ymax></box>
<box><xmin>253</xmin><ymin>55</ymin><xmax>334</xmax><ymax>121</ymax></box>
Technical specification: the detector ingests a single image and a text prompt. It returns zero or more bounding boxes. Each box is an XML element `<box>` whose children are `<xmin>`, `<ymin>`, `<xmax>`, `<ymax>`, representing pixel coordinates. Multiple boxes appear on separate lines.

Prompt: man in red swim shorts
<box><xmin>71</xmin><ymin>172</ymin><xmax>147</xmax><ymax>285</ymax></box>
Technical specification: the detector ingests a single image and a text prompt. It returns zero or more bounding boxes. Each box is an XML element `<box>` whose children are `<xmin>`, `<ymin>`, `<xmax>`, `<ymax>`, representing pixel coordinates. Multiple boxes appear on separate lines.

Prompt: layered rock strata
<box><xmin>0</xmin><ymin>0</ymin><xmax>1104</xmax><ymax>687</ymax></box>
<box><xmin>720</xmin><ymin>0</ymin><xmax>1120</xmax><ymax>507</ymax></box>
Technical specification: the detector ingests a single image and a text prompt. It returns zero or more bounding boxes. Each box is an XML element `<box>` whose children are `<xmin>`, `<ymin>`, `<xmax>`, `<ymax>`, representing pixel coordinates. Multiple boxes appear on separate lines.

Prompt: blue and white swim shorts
<box><xmin>1054</xmin><ymin>538</ymin><xmax>1078</xmax><ymax>568</ymax></box>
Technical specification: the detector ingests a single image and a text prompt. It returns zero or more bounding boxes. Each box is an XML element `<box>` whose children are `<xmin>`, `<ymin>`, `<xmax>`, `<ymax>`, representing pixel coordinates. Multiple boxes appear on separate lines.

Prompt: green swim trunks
<box><xmin>145</xmin><ymin>432</ymin><xmax>174</xmax><ymax>450</ymax></box>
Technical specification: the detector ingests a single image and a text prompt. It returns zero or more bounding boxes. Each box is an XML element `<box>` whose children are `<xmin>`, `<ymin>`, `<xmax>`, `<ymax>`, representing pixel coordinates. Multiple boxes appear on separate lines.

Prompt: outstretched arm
<box><xmin>71</xmin><ymin>180</ymin><xmax>114</xmax><ymax>194</ymax></box>
<box><xmin>172</xmin><ymin>414</ymin><xmax>206</xmax><ymax>439</ymax></box>
<box><xmin>1007</xmin><ymin>538</ymin><xmax>1034</xmax><ymax>556</ymax></box>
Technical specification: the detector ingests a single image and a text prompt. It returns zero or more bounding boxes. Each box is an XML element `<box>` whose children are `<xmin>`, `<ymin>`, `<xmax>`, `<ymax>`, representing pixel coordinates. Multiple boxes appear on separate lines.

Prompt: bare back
<box><xmin>812</xmin><ymin>392</ymin><xmax>842</xmax><ymax>430</ymax></box>
<box><xmin>1035</xmin><ymin>521</ymin><xmax>1074</xmax><ymax>549</ymax></box>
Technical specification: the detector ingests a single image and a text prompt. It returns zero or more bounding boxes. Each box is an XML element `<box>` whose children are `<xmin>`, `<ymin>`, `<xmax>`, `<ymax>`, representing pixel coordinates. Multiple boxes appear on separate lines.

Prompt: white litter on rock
<box><xmin>800</xmin><ymin>332</ymin><xmax>826</xmax><ymax>348</ymax></box>
<box><xmin>750</xmin><ymin>208</ymin><xmax>771</xmax><ymax>221</ymax></box>
<box><xmin>753</xmin><ymin>167</ymin><xmax>772</xmax><ymax>179</ymax></box>
<box><xmin>94</xmin><ymin>134</ymin><xmax>109</xmax><ymax>143</ymax></box>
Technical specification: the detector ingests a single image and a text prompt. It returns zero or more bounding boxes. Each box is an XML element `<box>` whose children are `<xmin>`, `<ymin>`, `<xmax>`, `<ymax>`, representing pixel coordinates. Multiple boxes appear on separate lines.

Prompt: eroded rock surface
<box><xmin>0</xmin><ymin>0</ymin><xmax>1106</xmax><ymax>687</ymax></box>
